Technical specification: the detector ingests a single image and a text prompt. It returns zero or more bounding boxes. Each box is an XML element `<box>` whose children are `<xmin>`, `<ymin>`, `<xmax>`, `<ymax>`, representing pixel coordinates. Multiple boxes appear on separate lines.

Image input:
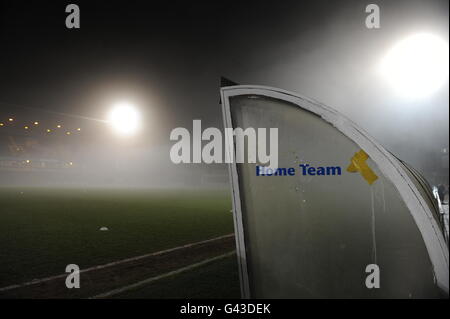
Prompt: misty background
<box><xmin>0</xmin><ymin>0</ymin><xmax>448</xmax><ymax>188</ymax></box>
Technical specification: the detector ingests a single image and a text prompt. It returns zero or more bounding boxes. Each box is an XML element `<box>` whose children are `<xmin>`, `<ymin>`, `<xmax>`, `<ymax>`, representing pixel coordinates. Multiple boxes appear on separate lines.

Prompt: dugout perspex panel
<box><xmin>220</xmin><ymin>85</ymin><xmax>449</xmax><ymax>299</ymax></box>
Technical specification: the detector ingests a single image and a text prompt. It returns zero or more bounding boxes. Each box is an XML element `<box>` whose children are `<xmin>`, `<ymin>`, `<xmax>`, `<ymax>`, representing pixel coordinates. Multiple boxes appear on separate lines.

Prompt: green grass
<box><xmin>0</xmin><ymin>187</ymin><xmax>234</xmax><ymax>287</ymax></box>
<box><xmin>114</xmin><ymin>254</ymin><xmax>241</xmax><ymax>299</ymax></box>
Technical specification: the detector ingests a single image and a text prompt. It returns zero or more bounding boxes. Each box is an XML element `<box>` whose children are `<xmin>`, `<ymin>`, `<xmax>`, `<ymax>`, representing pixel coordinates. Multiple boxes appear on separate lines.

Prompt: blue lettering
<box><xmin>299</xmin><ymin>164</ymin><xmax>309</xmax><ymax>175</ymax></box>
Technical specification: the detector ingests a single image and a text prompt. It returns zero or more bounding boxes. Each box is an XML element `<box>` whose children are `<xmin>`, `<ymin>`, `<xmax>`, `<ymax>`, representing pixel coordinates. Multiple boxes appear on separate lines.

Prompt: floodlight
<box><xmin>379</xmin><ymin>33</ymin><xmax>449</xmax><ymax>98</ymax></box>
<box><xmin>108</xmin><ymin>102</ymin><xmax>141</xmax><ymax>136</ymax></box>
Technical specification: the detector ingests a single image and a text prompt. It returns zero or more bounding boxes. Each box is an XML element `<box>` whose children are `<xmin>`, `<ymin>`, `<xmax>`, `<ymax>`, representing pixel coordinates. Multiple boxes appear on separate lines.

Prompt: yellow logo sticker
<box><xmin>347</xmin><ymin>150</ymin><xmax>378</xmax><ymax>185</ymax></box>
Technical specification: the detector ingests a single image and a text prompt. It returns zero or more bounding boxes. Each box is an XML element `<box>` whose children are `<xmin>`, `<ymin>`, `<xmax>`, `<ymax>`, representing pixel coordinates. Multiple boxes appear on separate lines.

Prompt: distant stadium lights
<box><xmin>0</xmin><ymin>119</ymin><xmax>81</xmax><ymax>135</ymax></box>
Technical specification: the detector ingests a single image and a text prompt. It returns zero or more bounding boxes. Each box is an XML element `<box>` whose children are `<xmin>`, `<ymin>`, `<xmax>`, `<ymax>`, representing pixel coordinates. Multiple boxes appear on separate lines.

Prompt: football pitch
<box><xmin>0</xmin><ymin>187</ymin><xmax>239</xmax><ymax>298</ymax></box>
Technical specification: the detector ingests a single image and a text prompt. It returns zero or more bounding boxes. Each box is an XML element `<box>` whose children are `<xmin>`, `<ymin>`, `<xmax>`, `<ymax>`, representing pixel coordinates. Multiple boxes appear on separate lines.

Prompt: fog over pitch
<box><xmin>0</xmin><ymin>0</ymin><xmax>448</xmax><ymax>188</ymax></box>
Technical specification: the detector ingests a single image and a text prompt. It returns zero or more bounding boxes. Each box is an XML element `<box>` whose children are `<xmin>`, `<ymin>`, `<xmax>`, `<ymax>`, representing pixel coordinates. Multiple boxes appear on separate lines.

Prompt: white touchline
<box><xmin>0</xmin><ymin>233</ymin><xmax>235</xmax><ymax>293</ymax></box>
<box><xmin>90</xmin><ymin>251</ymin><xmax>236</xmax><ymax>299</ymax></box>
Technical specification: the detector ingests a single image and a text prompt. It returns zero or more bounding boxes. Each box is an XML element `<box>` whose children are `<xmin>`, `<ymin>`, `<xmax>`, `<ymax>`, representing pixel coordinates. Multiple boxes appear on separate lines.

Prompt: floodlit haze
<box><xmin>0</xmin><ymin>0</ymin><xmax>448</xmax><ymax>188</ymax></box>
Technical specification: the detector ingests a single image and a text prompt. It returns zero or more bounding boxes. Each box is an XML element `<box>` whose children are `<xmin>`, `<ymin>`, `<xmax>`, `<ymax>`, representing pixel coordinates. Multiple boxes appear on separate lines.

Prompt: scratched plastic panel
<box><xmin>229</xmin><ymin>95</ymin><xmax>442</xmax><ymax>298</ymax></box>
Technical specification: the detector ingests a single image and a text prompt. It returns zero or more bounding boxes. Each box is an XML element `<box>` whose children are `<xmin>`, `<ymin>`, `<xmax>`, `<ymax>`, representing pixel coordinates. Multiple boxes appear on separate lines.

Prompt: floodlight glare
<box><xmin>379</xmin><ymin>33</ymin><xmax>449</xmax><ymax>98</ymax></box>
<box><xmin>108</xmin><ymin>102</ymin><xmax>141</xmax><ymax>136</ymax></box>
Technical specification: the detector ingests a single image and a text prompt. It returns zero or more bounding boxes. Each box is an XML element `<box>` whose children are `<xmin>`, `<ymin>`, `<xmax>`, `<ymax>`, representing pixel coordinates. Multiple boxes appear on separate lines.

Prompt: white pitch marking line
<box><xmin>90</xmin><ymin>251</ymin><xmax>236</xmax><ymax>299</ymax></box>
<box><xmin>0</xmin><ymin>233</ymin><xmax>234</xmax><ymax>292</ymax></box>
